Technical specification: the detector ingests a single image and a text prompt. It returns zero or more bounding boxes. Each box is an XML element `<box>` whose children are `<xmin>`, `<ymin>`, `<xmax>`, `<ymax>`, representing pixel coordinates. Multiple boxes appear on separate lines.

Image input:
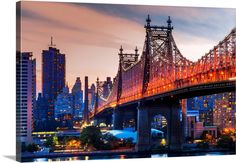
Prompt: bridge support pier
<box><xmin>168</xmin><ymin>101</ymin><xmax>182</xmax><ymax>151</ymax></box>
<box><xmin>135</xmin><ymin>103</ymin><xmax>151</xmax><ymax>152</ymax></box>
<box><xmin>181</xmin><ymin>99</ymin><xmax>187</xmax><ymax>144</ymax></box>
<box><xmin>135</xmin><ymin>100</ymin><xmax>183</xmax><ymax>152</ymax></box>
<box><xmin>113</xmin><ymin>107</ymin><xmax>123</xmax><ymax>130</ymax></box>
<box><xmin>93</xmin><ymin>114</ymin><xmax>113</xmax><ymax>127</ymax></box>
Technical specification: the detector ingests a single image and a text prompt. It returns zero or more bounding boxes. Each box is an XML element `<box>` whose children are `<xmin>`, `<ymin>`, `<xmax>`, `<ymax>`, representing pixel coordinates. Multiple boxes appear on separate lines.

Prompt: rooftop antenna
<box><xmin>49</xmin><ymin>36</ymin><xmax>56</xmax><ymax>47</ymax></box>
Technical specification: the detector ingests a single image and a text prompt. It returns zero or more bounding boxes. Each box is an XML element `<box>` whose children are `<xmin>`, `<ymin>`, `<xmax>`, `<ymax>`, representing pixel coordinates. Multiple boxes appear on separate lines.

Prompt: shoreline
<box><xmin>21</xmin><ymin>148</ymin><xmax>236</xmax><ymax>159</ymax></box>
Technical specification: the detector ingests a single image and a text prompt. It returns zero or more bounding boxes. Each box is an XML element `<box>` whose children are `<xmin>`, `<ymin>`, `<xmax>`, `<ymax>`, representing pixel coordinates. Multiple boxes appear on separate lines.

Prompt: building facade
<box><xmin>33</xmin><ymin>93</ymin><xmax>48</xmax><ymax>131</ymax></box>
<box><xmin>71</xmin><ymin>77</ymin><xmax>83</xmax><ymax>119</ymax></box>
<box><xmin>213</xmin><ymin>92</ymin><xmax>236</xmax><ymax>131</ymax></box>
<box><xmin>88</xmin><ymin>84</ymin><xmax>95</xmax><ymax>112</ymax></box>
<box><xmin>16</xmin><ymin>52</ymin><xmax>36</xmax><ymax>144</ymax></box>
<box><xmin>102</xmin><ymin>77</ymin><xmax>113</xmax><ymax>98</ymax></box>
<box><xmin>42</xmin><ymin>46</ymin><xmax>65</xmax><ymax>119</ymax></box>
<box><xmin>54</xmin><ymin>86</ymin><xmax>73</xmax><ymax>119</ymax></box>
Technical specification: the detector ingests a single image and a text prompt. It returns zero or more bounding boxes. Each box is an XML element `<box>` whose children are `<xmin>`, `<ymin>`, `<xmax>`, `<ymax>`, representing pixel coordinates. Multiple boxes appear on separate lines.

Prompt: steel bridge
<box><xmin>88</xmin><ymin>15</ymin><xmax>236</xmax><ymax>151</ymax></box>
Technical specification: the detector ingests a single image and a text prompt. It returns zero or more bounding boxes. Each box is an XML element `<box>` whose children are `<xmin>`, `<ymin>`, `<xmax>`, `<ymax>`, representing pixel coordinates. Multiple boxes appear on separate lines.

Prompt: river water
<box><xmin>22</xmin><ymin>151</ymin><xmax>236</xmax><ymax>162</ymax></box>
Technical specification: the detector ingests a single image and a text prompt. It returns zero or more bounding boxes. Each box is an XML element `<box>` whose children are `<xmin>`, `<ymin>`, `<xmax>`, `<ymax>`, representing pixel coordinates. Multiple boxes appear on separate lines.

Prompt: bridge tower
<box><xmin>117</xmin><ymin>46</ymin><xmax>123</xmax><ymax>102</ymax></box>
<box><xmin>142</xmin><ymin>15</ymin><xmax>151</xmax><ymax>95</ymax></box>
<box><xmin>113</xmin><ymin>46</ymin><xmax>124</xmax><ymax>130</ymax></box>
<box><xmin>136</xmin><ymin>15</ymin><xmax>182</xmax><ymax>152</ymax></box>
<box><xmin>166</xmin><ymin>16</ymin><xmax>174</xmax><ymax>77</ymax></box>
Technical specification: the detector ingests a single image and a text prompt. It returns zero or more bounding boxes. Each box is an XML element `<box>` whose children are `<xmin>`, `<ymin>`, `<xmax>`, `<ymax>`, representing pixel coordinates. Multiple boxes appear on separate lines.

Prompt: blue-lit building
<box><xmin>72</xmin><ymin>77</ymin><xmax>84</xmax><ymax>119</ymax></box>
<box><xmin>42</xmin><ymin>43</ymin><xmax>65</xmax><ymax>120</ymax></box>
<box><xmin>33</xmin><ymin>93</ymin><xmax>48</xmax><ymax>131</ymax></box>
<box><xmin>187</xmin><ymin>92</ymin><xmax>236</xmax><ymax>131</ymax></box>
<box><xmin>55</xmin><ymin>85</ymin><xmax>73</xmax><ymax>118</ymax></box>
<box><xmin>54</xmin><ymin>85</ymin><xmax>73</xmax><ymax>129</ymax></box>
<box><xmin>187</xmin><ymin>95</ymin><xmax>219</xmax><ymax>126</ymax></box>
<box><xmin>213</xmin><ymin>92</ymin><xmax>236</xmax><ymax>131</ymax></box>
<box><xmin>187</xmin><ymin>97</ymin><xmax>198</xmax><ymax>110</ymax></box>
<box><xmin>88</xmin><ymin>84</ymin><xmax>96</xmax><ymax>112</ymax></box>
<box><xmin>102</xmin><ymin>77</ymin><xmax>113</xmax><ymax>98</ymax></box>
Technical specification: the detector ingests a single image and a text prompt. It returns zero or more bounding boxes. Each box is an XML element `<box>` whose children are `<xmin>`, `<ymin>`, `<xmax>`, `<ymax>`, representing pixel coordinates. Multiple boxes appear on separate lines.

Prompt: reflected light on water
<box><xmin>120</xmin><ymin>155</ymin><xmax>125</xmax><ymax>159</ymax></box>
<box><xmin>85</xmin><ymin>156</ymin><xmax>89</xmax><ymax>160</ymax></box>
<box><xmin>151</xmin><ymin>154</ymin><xmax>168</xmax><ymax>158</ymax></box>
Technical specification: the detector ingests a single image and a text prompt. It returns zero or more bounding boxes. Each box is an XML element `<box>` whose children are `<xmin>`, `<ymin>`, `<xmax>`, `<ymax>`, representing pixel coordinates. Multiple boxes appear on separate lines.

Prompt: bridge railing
<box><xmin>91</xmin><ymin>25</ymin><xmax>236</xmax><ymax>117</ymax></box>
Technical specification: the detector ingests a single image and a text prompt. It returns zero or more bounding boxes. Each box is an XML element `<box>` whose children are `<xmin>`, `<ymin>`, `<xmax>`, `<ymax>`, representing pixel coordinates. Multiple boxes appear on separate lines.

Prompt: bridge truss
<box><xmin>91</xmin><ymin>15</ymin><xmax>236</xmax><ymax>117</ymax></box>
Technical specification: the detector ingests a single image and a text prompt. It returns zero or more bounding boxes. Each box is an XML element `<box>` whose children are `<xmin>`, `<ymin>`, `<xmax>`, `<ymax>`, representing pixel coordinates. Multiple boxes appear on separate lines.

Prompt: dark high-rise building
<box><xmin>187</xmin><ymin>97</ymin><xmax>197</xmax><ymax>110</ymax></box>
<box><xmin>88</xmin><ymin>84</ymin><xmax>96</xmax><ymax>112</ymax></box>
<box><xmin>102</xmin><ymin>77</ymin><xmax>113</xmax><ymax>98</ymax></box>
<box><xmin>72</xmin><ymin>77</ymin><xmax>84</xmax><ymax>119</ymax></box>
<box><xmin>42</xmin><ymin>40</ymin><xmax>65</xmax><ymax>119</ymax></box>
<box><xmin>84</xmin><ymin>76</ymin><xmax>89</xmax><ymax>123</ymax></box>
<box><xmin>213</xmin><ymin>92</ymin><xmax>236</xmax><ymax>131</ymax></box>
<box><xmin>34</xmin><ymin>93</ymin><xmax>48</xmax><ymax>131</ymax></box>
<box><xmin>16</xmin><ymin>52</ymin><xmax>36</xmax><ymax>144</ymax></box>
<box><xmin>199</xmin><ymin>108</ymin><xmax>214</xmax><ymax>126</ymax></box>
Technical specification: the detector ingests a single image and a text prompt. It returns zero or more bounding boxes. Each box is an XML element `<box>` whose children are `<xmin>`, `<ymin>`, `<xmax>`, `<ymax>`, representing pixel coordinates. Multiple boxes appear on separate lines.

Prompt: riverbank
<box><xmin>21</xmin><ymin>149</ymin><xmax>136</xmax><ymax>159</ymax></box>
<box><xmin>21</xmin><ymin>148</ymin><xmax>235</xmax><ymax>159</ymax></box>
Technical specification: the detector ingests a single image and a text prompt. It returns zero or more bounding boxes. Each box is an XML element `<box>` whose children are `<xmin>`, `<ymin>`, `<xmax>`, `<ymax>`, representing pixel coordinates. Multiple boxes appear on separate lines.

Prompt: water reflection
<box><xmin>85</xmin><ymin>156</ymin><xmax>89</xmax><ymax>160</ymax></box>
<box><xmin>29</xmin><ymin>151</ymin><xmax>235</xmax><ymax>162</ymax></box>
<box><xmin>120</xmin><ymin>155</ymin><xmax>125</xmax><ymax>159</ymax></box>
<box><xmin>151</xmin><ymin>154</ymin><xmax>168</xmax><ymax>158</ymax></box>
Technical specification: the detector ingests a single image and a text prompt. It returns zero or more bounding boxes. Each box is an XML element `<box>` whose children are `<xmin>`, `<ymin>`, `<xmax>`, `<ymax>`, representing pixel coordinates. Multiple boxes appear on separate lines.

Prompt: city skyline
<box><xmin>16</xmin><ymin>1</ymin><xmax>236</xmax><ymax>161</ymax></box>
<box><xmin>19</xmin><ymin>1</ymin><xmax>236</xmax><ymax>93</ymax></box>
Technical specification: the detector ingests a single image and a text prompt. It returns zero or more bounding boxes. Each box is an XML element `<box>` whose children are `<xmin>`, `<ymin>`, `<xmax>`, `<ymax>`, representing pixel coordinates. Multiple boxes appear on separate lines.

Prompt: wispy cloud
<box><xmin>19</xmin><ymin>1</ymin><xmax>236</xmax><ymax>93</ymax></box>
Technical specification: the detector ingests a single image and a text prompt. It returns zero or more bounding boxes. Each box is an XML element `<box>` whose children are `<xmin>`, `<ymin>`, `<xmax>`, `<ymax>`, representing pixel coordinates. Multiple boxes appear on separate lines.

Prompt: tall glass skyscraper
<box><xmin>72</xmin><ymin>77</ymin><xmax>84</xmax><ymax>119</ymax></box>
<box><xmin>16</xmin><ymin>52</ymin><xmax>36</xmax><ymax>145</ymax></box>
<box><xmin>42</xmin><ymin>45</ymin><xmax>65</xmax><ymax>120</ymax></box>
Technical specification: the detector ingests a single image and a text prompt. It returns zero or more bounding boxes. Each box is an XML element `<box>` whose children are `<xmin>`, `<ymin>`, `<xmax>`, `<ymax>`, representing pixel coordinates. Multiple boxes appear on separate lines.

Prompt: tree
<box><xmin>79</xmin><ymin>126</ymin><xmax>102</xmax><ymax>150</ymax></box>
<box><xmin>200</xmin><ymin>131</ymin><xmax>208</xmax><ymax>140</ymax></box>
<box><xmin>21</xmin><ymin>143</ymin><xmax>27</xmax><ymax>152</ymax></box>
<box><xmin>44</xmin><ymin>136</ymin><xmax>54</xmax><ymax>148</ymax></box>
<box><xmin>196</xmin><ymin>142</ymin><xmax>209</xmax><ymax>149</ymax></box>
<box><xmin>185</xmin><ymin>136</ymin><xmax>194</xmax><ymax>143</ymax></box>
<box><xmin>102</xmin><ymin>133</ymin><xmax>118</xmax><ymax>142</ymax></box>
<box><xmin>26</xmin><ymin>143</ymin><xmax>39</xmax><ymax>152</ymax></box>
<box><xmin>217</xmin><ymin>135</ymin><xmax>234</xmax><ymax>149</ymax></box>
<box><xmin>123</xmin><ymin>137</ymin><xmax>134</xmax><ymax>148</ymax></box>
<box><xmin>101</xmin><ymin>133</ymin><xmax>120</xmax><ymax>149</ymax></box>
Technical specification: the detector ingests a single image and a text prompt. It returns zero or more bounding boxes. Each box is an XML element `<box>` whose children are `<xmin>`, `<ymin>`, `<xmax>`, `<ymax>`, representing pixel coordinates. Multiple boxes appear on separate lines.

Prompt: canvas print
<box><xmin>16</xmin><ymin>1</ymin><xmax>236</xmax><ymax>162</ymax></box>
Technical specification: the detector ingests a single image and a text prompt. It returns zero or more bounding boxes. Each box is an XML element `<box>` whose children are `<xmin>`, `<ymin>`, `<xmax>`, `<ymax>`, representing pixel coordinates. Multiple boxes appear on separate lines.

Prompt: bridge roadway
<box><xmin>90</xmin><ymin>16</ymin><xmax>236</xmax><ymax>152</ymax></box>
<box><xmin>92</xmin><ymin>79</ymin><xmax>236</xmax><ymax>152</ymax></box>
<box><xmin>94</xmin><ymin>79</ymin><xmax>236</xmax><ymax>116</ymax></box>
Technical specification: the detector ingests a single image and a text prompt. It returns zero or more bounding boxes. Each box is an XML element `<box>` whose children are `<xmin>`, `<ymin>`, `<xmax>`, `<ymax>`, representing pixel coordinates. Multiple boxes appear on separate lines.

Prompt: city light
<box><xmin>17</xmin><ymin>2</ymin><xmax>236</xmax><ymax>161</ymax></box>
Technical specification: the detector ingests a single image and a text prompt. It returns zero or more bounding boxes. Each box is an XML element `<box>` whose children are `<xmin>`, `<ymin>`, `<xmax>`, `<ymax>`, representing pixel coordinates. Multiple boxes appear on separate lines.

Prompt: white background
<box><xmin>0</xmin><ymin>0</ymin><xmax>236</xmax><ymax>163</ymax></box>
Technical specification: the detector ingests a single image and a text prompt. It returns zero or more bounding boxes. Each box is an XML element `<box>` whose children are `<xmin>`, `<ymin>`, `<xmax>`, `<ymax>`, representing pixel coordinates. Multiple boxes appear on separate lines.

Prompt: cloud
<box><xmin>80</xmin><ymin>3</ymin><xmax>236</xmax><ymax>52</ymax></box>
<box><xmin>20</xmin><ymin>1</ymin><xmax>146</xmax><ymax>92</ymax></box>
<box><xmin>21</xmin><ymin>2</ymin><xmax>145</xmax><ymax>49</ymax></box>
<box><xmin>19</xmin><ymin>1</ymin><xmax>236</xmax><ymax>93</ymax></box>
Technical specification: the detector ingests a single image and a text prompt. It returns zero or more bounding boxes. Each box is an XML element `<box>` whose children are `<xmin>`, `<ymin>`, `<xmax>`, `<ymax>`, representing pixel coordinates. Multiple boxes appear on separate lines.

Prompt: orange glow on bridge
<box><xmin>90</xmin><ymin>17</ymin><xmax>236</xmax><ymax>118</ymax></box>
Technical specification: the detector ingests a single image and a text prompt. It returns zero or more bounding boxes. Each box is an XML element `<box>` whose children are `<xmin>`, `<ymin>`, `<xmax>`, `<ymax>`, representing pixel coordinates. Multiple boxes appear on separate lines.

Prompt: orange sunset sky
<box><xmin>18</xmin><ymin>1</ymin><xmax>236</xmax><ymax>94</ymax></box>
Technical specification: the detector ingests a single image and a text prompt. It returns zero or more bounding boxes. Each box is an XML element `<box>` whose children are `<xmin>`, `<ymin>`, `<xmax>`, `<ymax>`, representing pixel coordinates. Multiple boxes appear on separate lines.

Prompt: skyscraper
<box><xmin>72</xmin><ymin>77</ymin><xmax>83</xmax><ymax>119</ymax></box>
<box><xmin>88</xmin><ymin>84</ymin><xmax>96</xmax><ymax>112</ymax></box>
<box><xmin>16</xmin><ymin>52</ymin><xmax>36</xmax><ymax>145</ymax></box>
<box><xmin>83</xmin><ymin>76</ymin><xmax>89</xmax><ymax>123</ymax></box>
<box><xmin>34</xmin><ymin>93</ymin><xmax>48</xmax><ymax>131</ymax></box>
<box><xmin>213</xmin><ymin>92</ymin><xmax>236</xmax><ymax>131</ymax></box>
<box><xmin>42</xmin><ymin>39</ymin><xmax>65</xmax><ymax>119</ymax></box>
<box><xmin>102</xmin><ymin>77</ymin><xmax>113</xmax><ymax>98</ymax></box>
<box><xmin>54</xmin><ymin>85</ymin><xmax>73</xmax><ymax>119</ymax></box>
